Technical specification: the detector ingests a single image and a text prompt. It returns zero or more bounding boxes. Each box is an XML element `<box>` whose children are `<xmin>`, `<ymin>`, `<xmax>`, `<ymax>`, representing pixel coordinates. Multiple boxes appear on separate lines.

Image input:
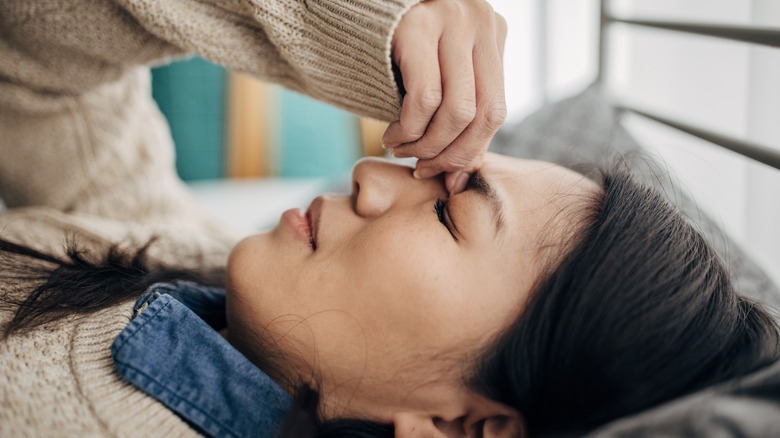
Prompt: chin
<box><xmin>226</xmin><ymin>233</ymin><xmax>270</xmax><ymax>292</ymax></box>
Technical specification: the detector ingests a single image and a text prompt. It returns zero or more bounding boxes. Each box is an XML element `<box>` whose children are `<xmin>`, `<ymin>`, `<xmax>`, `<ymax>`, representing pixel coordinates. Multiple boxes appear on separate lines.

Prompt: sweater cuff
<box><xmin>253</xmin><ymin>0</ymin><xmax>420</xmax><ymax>122</ymax></box>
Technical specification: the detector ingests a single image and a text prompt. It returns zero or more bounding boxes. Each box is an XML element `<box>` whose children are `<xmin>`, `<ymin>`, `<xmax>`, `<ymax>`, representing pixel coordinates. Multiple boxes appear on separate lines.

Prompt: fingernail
<box><xmin>413</xmin><ymin>167</ymin><xmax>439</xmax><ymax>179</ymax></box>
<box><xmin>381</xmin><ymin>142</ymin><xmax>387</xmax><ymax>149</ymax></box>
<box><xmin>449</xmin><ymin>171</ymin><xmax>470</xmax><ymax>194</ymax></box>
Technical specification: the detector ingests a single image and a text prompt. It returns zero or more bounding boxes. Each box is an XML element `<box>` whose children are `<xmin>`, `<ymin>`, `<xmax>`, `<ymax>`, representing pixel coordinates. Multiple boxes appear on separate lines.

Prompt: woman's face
<box><xmin>225</xmin><ymin>153</ymin><xmax>599</xmax><ymax>421</ymax></box>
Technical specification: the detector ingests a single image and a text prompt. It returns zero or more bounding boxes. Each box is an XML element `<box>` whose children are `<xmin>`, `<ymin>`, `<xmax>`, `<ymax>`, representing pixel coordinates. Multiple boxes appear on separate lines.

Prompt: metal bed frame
<box><xmin>568</xmin><ymin>0</ymin><xmax>780</xmax><ymax>170</ymax></box>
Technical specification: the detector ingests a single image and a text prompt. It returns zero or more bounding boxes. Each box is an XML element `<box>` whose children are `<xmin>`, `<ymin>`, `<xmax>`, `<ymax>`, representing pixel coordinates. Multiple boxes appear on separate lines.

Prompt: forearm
<box><xmin>116</xmin><ymin>0</ymin><xmax>420</xmax><ymax>121</ymax></box>
<box><xmin>0</xmin><ymin>0</ymin><xmax>418</xmax><ymax>227</ymax></box>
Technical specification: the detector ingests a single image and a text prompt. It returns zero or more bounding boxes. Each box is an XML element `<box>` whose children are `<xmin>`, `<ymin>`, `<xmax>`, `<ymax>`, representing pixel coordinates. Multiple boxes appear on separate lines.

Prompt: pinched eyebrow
<box><xmin>466</xmin><ymin>172</ymin><xmax>505</xmax><ymax>235</ymax></box>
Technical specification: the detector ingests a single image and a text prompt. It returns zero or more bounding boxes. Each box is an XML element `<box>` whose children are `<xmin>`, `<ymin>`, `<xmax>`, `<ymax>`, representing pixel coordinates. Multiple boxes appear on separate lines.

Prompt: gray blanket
<box><xmin>490</xmin><ymin>85</ymin><xmax>780</xmax><ymax>437</ymax></box>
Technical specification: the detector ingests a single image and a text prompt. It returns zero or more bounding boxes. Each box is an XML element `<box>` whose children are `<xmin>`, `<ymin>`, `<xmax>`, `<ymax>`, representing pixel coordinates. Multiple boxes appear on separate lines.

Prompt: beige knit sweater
<box><xmin>0</xmin><ymin>0</ymin><xmax>417</xmax><ymax>435</ymax></box>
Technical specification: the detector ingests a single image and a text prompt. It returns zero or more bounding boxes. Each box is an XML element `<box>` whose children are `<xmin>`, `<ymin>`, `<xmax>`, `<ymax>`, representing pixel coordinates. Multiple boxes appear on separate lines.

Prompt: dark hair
<box><xmin>468</xmin><ymin>168</ymin><xmax>780</xmax><ymax>436</ymax></box>
<box><xmin>0</xmin><ymin>237</ymin><xmax>224</xmax><ymax>337</ymax></box>
<box><xmin>1</xmin><ymin>167</ymin><xmax>778</xmax><ymax>437</ymax></box>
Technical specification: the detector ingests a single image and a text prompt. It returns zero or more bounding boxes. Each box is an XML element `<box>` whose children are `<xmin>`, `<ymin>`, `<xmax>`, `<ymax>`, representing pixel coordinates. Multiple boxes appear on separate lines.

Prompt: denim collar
<box><xmin>111</xmin><ymin>282</ymin><xmax>292</xmax><ymax>438</ymax></box>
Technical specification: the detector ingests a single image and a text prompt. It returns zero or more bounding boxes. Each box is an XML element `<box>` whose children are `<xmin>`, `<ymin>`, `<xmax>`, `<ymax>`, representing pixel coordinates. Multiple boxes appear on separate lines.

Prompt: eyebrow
<box><xmin>465</xmin><ymin>172</ymin><xmax>505</xmax><ymax>235</ymax></box>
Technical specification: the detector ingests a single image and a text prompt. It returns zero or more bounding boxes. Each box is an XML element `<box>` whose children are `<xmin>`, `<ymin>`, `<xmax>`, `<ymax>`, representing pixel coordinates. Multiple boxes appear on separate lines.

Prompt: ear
<box><xmin>393</xmin><ymin>409</ymin><xmax>525</xmax><ymax>438</ymax></box>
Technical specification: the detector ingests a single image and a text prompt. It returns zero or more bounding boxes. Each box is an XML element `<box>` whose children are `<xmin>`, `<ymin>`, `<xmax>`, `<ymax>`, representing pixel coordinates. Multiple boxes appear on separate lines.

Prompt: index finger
<box><xmin>450</xmin><ymin>151</ymin><xmax>485</xmax><ymax>194</ymax></box>
<box><xmin>382</xmin><ymin>39</ymin><xmax>442</xmax><ymax>148</ymax></box>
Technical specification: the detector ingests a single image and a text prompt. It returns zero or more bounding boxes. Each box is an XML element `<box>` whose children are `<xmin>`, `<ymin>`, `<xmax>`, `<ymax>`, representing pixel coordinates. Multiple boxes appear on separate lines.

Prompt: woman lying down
<box><xmin>1</xmin><ymin>0</ymin><xmax>779</xmax><ymax>436</ymax></box>
<box><xmin>2</xmin><ymin>152</ymin><xmax>779</xmax><ymax>437</ymax></box>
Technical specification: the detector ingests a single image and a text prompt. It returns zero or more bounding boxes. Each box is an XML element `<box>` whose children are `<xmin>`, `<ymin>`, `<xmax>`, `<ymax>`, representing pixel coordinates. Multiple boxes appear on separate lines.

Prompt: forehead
<box><xmin>445</xmin><ymin>155</ymin><xmax>601</xmax><ymax>330</ymax></box>
<box><xmin>480</xmin><ymin>153</ymin><xmax>595</xmax><ymax>188</ymax></box>
<box><xmin>476</xmin><ymin>153</ymin><xmax>600</xmax><ymax>252</ymax></box>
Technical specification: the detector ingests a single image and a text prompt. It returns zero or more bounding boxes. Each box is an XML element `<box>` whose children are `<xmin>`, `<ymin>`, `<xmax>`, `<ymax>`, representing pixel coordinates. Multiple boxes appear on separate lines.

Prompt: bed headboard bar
<box><xmin>606</xmin><ymin>17</ymin><xmax>780</xmax><ymax>48</ymax></box>
<box><xmin>616</xmin><ymin>105</ymin><xmax>780</xmax><ymax>170</ymax></box>
<box><xmin>595</xmin><ymin>0</ymin><xmax>780</xmax><ymax>171</ymax></box>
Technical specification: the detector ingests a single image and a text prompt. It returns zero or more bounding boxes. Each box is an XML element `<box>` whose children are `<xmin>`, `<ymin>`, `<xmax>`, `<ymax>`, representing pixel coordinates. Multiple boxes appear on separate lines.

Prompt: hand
<box><xmin>383</xmin><ymin>0</ymin><xmax>507</xmax><ymax>194</ymax></box>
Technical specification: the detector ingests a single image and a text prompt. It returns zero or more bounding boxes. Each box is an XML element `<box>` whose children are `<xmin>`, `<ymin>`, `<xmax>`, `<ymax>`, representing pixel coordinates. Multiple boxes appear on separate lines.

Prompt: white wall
<box><xmin>490</xmin><ymin>0</ymin><xmax>600</xmax><ymax>122</ymax></box>
<box><xmin>488</xmin><ymin>0</ymin><xmax>541</xmax><ymax>122</ymax></box>
<box><xmin>490</xmin><ymin>0</ymin><xmax>780</xmax><ymax>285</ymax></box>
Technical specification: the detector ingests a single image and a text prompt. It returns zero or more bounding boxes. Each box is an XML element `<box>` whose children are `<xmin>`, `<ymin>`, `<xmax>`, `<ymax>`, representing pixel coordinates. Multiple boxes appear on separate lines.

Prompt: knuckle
<box><xmin>495</xmin><ymin>13</ymin><xmax>508</xmax><ymax>34</ymax></box>
<box><xmin>463</xmin><ymin>158</ymin><xmax>483</xmax><ymax>174</ymax></box>
<box><xmin>439</xmin><ymin>154</ymin><xmax>471</xmax><ymax>171</ymax></box>
<box><xmin>426</xmin><ymin>156</ymin><xmax>454</xmax><ymax>173</ymax></box>
<box><xmin>439</xmin><ymin>145</ymin><xmax>475</xmax><ymax>169</ymax></box>
<box><xmin>476</xmin><ymin>0</ymin><xmax>495</xmax><ymax>18</ymax></box>
<box><xmin>450</xmin><ymin>155</ymin><xmax>472</xmax><ymax>169</ymax></box>
<box><xmin>444</xmin><ymin>0</ymin><xmax>467</xmax><ymax>18</ymax></box>
<box><xmin>416</xmin><ymin>145</ymin><xmax>440</xmax><ymax>160</ymax></box>
<box><xmin>404</xmin><ymin>2</ymin><xmax>432</xmax><ymax>24</ymax></box>
<box><xmin>398</xmin><ymin>119</ymin><xmax>425</xmax><ymax>139</ymax></box>
<box><xmin>449</xmin><ymin>99</ymin><xmax>477</xmax><ymax>126</ymax></box>
<box><xmin>417</xmin><ymin>87</ymin><xmax>443</xmax><ymax>112</ymax></box>
<box><xmin>483</xmin><ymin>100</ymin><xmax>507</xmax><ymax>131</ymax></box>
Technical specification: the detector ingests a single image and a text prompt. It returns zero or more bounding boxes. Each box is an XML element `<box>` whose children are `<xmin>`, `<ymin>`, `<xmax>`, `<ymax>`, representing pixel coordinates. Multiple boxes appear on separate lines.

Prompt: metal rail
<box><xmin>618</xmin><ymin>105</ymin><xmax>780</xmax><ymax>170</ymax></box>
<box><xmin>597</xmin><ymin>0</ymin><xmax>610</xmax><ymax>83</ymax></box>
<box><xmin>595</xmin><ymin>3</ymin><xmax>780</xmax><ymax>170</ymax></box>
<box><xmin>537</xmin><ymin>0</ymin><xmax>549</xmax><ymax>104</ymax></box>
<box><xmin>605</xmin><ymin>16</ymin><xmax>780</xmax><ymax>48</ymax></box>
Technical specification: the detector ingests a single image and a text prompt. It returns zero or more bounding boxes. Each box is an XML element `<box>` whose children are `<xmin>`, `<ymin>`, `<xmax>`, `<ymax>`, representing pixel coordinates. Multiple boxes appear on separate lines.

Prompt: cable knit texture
<box><xmin>0</xmin><ymin>0</ymin><xmax>417</xmax><ymax>435</ymax></box>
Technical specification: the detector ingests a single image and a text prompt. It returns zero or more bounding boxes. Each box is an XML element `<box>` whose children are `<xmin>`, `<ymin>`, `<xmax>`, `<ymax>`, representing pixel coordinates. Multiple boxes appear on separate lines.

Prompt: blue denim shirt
<box><xmin>111</xmin><ymin>282</ymin><xmax>292</xmax><ymax>438</ymax></box>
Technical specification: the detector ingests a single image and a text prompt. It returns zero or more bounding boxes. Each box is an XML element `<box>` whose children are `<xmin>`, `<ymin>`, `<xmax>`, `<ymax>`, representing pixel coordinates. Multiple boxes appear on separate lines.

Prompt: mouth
<box><xmin>306</xmin><ymin>196</ymin><xmax>323</xmax><ymax>251</ymax></box>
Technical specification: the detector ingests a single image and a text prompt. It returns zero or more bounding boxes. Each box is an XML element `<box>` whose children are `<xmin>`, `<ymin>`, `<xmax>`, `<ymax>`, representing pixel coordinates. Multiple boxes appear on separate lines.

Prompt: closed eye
<box><xmin>434</xmin><ymin>199</ymin><xmax>458</xmax><ymax>241</ymax></box>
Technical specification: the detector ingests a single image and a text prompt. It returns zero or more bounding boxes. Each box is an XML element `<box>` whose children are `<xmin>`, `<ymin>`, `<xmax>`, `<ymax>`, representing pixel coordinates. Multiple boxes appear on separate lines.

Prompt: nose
<box><xmin>351</xmin><ymin>157</ymin><xmax>443</xmax><ymax>218</ymax></box>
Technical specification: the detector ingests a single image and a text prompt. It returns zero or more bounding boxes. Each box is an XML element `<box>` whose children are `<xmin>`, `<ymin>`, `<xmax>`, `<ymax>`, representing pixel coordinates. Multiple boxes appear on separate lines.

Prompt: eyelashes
<box><xmin>434</xmin><ymin>198</ymin><xmax>447</xmax><ymax>225</ymax></box>
<box><xmin>434</xmin><ymin>199</ymin><xmax>458</xmax><ymax>241</ymax></box>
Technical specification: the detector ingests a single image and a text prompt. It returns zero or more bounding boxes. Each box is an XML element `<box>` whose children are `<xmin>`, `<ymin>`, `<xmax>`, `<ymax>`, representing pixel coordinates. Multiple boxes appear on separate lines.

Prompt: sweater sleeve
<box><xmin>0</xmin><ymin>0</ymin><xmax>416</xmax><ymax>121</ymax></box>
<box><xmin>0</xmin><ymin>0</ymin><xmax>416</xmax><ymax>227</ymax></box>
<box><xmin>114</xmin><ymin>0</ymin><xmax>417</xmax><ymax>122</ymax></box>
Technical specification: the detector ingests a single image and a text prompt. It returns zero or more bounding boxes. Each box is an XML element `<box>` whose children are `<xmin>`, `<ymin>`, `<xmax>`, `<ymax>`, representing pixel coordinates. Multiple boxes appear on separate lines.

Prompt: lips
<box><xmin>306</xmin><ymin>196</ymin><xmax>323</xmax><ymax>251</ymax></box>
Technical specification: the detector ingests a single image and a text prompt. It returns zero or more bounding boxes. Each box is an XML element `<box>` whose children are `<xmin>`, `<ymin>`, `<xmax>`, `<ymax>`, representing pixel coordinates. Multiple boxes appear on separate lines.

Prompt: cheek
<box><xmin>326</xmin><ymin>225</ymin><xmax>481</xmax><ymax>344</ymax></box>
<box><xmin>225</xmin><ymin>233</ymin><xmax>309</xmax><ymax>331</ymax></box>
<box><xmin>365</xmin><ymin>242</ymin><xmax>523</xmax><ymax>348</ymax></box>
